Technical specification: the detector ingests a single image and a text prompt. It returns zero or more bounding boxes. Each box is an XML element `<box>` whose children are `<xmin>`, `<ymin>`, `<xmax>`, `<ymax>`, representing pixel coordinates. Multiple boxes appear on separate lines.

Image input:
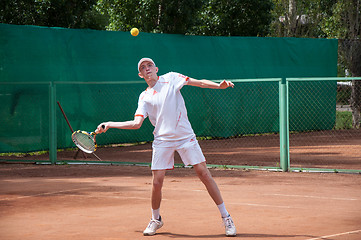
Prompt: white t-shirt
<box><xmin>135</xmin><ymin>72</ymin><xmax>196</xmax><ymax>147</ymax></box>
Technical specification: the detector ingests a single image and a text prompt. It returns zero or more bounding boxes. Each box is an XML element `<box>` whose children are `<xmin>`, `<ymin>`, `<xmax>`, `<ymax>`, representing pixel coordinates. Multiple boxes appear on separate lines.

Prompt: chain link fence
<box><xmin>53</xmin><ymin>80</ymin><xmax>281</xmax><ymax>168</ymax></box>
<box><xmin>1</xmin><ymin>78</ymin><xmax>360</xmax><ymax>172</ymax></box>
<box><xmin>288</xmin><ymin>79</ymin><xmax>361</xmax><ymax>171</ymax></box>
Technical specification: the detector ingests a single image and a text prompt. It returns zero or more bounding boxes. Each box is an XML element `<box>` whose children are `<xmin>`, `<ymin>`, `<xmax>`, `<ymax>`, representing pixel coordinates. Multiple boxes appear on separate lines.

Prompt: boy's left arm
<box><xmin>187</xmin><ymin>78</ymin><xmax>234</xmax><ymax>89</ymax></box>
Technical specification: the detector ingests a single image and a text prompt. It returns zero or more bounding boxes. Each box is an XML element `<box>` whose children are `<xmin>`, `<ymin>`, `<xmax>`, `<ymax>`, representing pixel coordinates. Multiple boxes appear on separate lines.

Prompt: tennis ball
<box><xmin>130</xmin><ymin>28</ymin><xmax>139</xmax><ymax>36</ymax></box>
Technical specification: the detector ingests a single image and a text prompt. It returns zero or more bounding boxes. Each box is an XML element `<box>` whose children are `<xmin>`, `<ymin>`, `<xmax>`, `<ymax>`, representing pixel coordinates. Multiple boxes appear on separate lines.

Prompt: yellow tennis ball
<box><xmin>130</xmin><ymin>28</ymin><xmax>139</xmax><ymax>36</ymax></box>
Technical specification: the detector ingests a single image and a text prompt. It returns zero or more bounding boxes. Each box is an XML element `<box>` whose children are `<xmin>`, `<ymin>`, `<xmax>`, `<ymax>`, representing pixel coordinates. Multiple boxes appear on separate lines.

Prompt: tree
<box><xmin>1</xmin><ymin>0</ymin><xmax>274</xmax><ymax>37</ymax></box>
<box><xmin>98</xmin><ymin>0</ymin><xmax>273</xmax><ymax>36</ymax></box>
<box><xmin>193</xmin><ymin>0</ymin><xmax>273</xmax><ymax>36</ymax></box>
<box><xmin>269</xmin><ymin>0</ymin><xmax>337</xmax><ymax>38</ymax></box>
<box><xmin>270</xmin><ymin>0</ymin><xmax>361</xmax><ymax>128</ymax></box>
<box><xmin>157</xmin><ymin>0</ymin><xmax>204</xmax><ymax>34</ymax></box>
<box><xmin>98</xmin><ymin>0</ymin><xmax>204</xmax><ymax>34</ymax></box>
<box><xmin>321</xmin><ymin>0</ymin><xmax>361</xmax><ymax>128</ymax></box>
<box><xmin>0</xmin><ymin>0</ymin><xmax>108</xmax><ymax>30</ymax></box>
<box><xmin>0</xmin><ymin>0</ymin><xmax>47</xmax><ymax>25</ymax></box>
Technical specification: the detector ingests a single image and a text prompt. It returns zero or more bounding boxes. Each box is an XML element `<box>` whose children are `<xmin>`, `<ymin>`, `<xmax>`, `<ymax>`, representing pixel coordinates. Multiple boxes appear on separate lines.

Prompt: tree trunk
<box><xmin>288</xmin><ymin>0</ymin><xmax>297</xmax><ymax>36</ymax></box>
<box><xmin>346</xmin><ymin>39</ymin><xmax>361</xmax><ymax>128</ymax></box>
<box><xmin>351</xmin><ymin>80</ymin><xmax>361</xmax><ymax>128</ymax></box>
<box><xmin>339</xmin><ymin>39</ymin><xmax>361</xmax><ymax>128</ymax></box>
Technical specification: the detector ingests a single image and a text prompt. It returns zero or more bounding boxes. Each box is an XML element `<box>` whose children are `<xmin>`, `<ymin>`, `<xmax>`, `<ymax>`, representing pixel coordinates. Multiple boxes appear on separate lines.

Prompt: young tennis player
<box><xmin>96</xmin><ymin>57</ymin><xmax>236</xmax><ymax>237</ymax></box>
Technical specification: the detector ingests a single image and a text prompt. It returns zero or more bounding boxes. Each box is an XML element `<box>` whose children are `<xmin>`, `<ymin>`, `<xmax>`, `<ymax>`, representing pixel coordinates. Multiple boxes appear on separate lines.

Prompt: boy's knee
<box><xmin>196</xmin><ymin>168</ymin><xmax>212</xmax><ymax>182</ymax></box>
<box><xmin>152</xmin><ymin>179</ymin><xmax>163</xmax><ymax>190</ymax></box>
<box><xmin>152</xmin><ymin>170</ymin><xmax>166</xmax><ymax>190</ymax></box>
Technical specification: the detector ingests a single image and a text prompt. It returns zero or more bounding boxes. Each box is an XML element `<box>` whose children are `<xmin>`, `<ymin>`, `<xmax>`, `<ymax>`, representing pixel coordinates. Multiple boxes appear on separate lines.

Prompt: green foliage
<box><xmin>319</xmin><ymin>2</ymin><xmax>346</xmax><ymax>38</ymax></box>
<box><xmin>322</xmin><ymin>0</ymin><xmax>361</xmax><ymax>78</ymax></box>
<box><xmin>0</xmin><ymin>150</ymin><xmax>48</xmax><ymax>157</ymax></box>
<box><xmin>158</xmin><ymin>0</ymin><xmax>204</xmax><ymax>34</ymax></box>
<box><xmin>268</xmin><ymin>0</ymin><xmax>360</xmax><ymax>82</ymax></box>
<box><xmin>194</xmin><ymin>0</ymin><xmax>273</xmax><ymax>36</ymax></box>
<box><xmin>97</xmin><ymin>0</ymin><xmax>273</xmax><ymax>36</ymax></box>
<box><xmin>1</xmin><ymin>0</ymin><xmax>359</xmax><ymax>39</ymax></box>
<box><xmin>269</xmin><ymin>0</ymin><xmax>337</xmax><ymax>38</ymax></box>
<box><xmin>97</xmin><ymin>0</ymin><xmax>149</xmax><ymax>32</ymax></box>
<box><xmin>334</xmin><ymin>111</ymin><xmax>353</xmax><ymax>130</ymax></box>
<box><xmin>269</xmin><ymin>0</ymin><xmax>360</xmax><ymax>40</ymax></box>
<box><xmin>101</xmin><ymin>0</ymin><xmax>205</xmax><ymax>34</ymax></box>
<box><xmin>0</xmin><ymin>0</ymin><xmax>108</xmax><ymax>30</ymax></box>
<box><xmin>336</xmin><ymin>85</ymin><xmax>351</xmax><ymax>105</ymax></box>
<box><xmin>320</xmin><ymin>0</ymin><xmax>361</xmax><ymax>39</ymax></box>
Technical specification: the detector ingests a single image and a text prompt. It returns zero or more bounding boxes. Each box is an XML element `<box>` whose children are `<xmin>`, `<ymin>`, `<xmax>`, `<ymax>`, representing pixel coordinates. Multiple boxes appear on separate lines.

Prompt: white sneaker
<box><xmin>222</xmin><ymin>215</ymin><xmax>236</xmax><ymax>237</ymax></box>
<box><xmin>143</xmin><ymin>216</ymin><xmax>164</xmax><ymax>236</ymax></box>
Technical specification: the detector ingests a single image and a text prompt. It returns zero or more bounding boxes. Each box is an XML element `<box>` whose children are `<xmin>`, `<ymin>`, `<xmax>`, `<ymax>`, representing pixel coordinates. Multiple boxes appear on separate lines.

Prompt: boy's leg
<box><xmin>177</xmin><ymin>139</ymin><xmax>223</xmax><ymax>205</ymax></box>
<box><xmin>193</xmin><ymin>162</ymin><xmax>223</xmax><ymax>205</ymax></box>
<box><xmin>143</xmin><ymin>170</ymin><xmax>166</xmax><ymax>236</ymax></box>
<box><xmin>193</xmin><ymin>162</ymin><xmax>237</xmax><ymax>237</ymax></box>
<box><xmin>149</xmin><ymin>147</ymin><xmax>174</xmax><ymax>217</ymax></box>
<box><xmin>151</xmin><ymin>170</ymin><xmax>166</xmax><ymax>210</ymax></box>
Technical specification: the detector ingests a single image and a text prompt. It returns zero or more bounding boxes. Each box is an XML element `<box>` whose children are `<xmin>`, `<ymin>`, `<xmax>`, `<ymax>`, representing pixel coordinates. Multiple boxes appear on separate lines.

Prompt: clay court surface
<box><xmin>3</xmin><ymin>130</ymin><xmax>361</xmax><ymax>171</ymax></box>
<box><xmin>0</xmin><ymin>163</ymin><xmax>360</xmax><ymax>240</ymax></box>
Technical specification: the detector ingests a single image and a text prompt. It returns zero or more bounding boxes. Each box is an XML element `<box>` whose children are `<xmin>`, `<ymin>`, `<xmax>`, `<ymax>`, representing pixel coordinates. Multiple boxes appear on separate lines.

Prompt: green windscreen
<box><xmin>0</xmin><ymin>24</ymin><xmax>337</xmax><ymax>153</ymax></box>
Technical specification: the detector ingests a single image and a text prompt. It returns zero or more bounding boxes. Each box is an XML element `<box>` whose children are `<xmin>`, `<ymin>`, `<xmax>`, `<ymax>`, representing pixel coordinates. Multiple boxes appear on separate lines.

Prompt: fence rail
<box><xmin>1</xmin><ymin>77</ymin><xmax>361</xmax><ymax>173</ymax></box>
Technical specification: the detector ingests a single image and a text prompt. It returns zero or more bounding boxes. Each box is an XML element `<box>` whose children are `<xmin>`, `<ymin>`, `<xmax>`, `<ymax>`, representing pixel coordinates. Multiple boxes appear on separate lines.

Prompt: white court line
<box><xmin>264</xmin><ymin>193</ymin><xmax>358</xmax><ymax>201</ymax></box>
<box><xmin>1</xmin><ymin>190</ymin><xmax>161</xmax><ymax>202</ymax></box>
<box><xmin>0</xmin><ymin>187</ymin><xmax>92</xmax><ymax>201</ymax></box>
<box><xmin>229</xmin><ymin>202</ymin><xmax>304</xmax><ymax>209</ymax></box>
<box><xmin>52</xmin><ymin>194</ymin><xmax>154</xmax><ymax>201</ymax></box>
<box><xmin>306</xmin><ymin>229</ymin><xmax>361</xmax><ymax>240</ymax></box>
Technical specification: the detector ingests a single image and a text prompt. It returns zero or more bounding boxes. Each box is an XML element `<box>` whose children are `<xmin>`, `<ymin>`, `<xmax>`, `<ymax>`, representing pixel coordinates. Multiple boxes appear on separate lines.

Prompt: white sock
<box><xmin>152</xmin><ymin>208</ymin><xmax>160</xmax><ymax>220</ymax></box>
<box><xmin>217</xmin><ymin>202</ymin><xmax>229</xmax><ymax>218</ymax></box>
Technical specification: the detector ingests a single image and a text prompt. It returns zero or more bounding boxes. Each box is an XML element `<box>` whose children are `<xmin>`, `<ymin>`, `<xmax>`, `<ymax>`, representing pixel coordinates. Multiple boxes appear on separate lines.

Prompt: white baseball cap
<box><xmin>138</xmin><ymin>57</ymin><xmax>156</xmax><ymax>72</ymax></box>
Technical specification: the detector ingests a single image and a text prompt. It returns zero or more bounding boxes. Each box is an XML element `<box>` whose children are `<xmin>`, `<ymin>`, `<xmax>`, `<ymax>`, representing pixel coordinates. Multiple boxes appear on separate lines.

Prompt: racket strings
<box><xmin>73</xmin><ymin>132</ymin><xmax>96</xmax><ymax>153</ymax></box>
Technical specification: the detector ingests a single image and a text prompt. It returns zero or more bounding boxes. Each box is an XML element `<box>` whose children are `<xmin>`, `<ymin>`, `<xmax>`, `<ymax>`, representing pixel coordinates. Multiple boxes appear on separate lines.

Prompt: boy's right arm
<box><xmin>96</xmin><ymin>116</ymin><xmax>144</xmax><ymax>133</ymax></box>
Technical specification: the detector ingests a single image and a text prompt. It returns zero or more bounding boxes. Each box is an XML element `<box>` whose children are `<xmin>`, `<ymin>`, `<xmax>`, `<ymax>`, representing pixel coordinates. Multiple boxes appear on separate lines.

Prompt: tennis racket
<box><xmin>72</xmin><ymin>125</ymin><xmax>105</xmax><ymax>154</ymax></box>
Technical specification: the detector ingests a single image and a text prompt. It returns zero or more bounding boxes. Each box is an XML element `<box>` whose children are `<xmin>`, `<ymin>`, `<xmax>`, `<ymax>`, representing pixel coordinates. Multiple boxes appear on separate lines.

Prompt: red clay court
<box><xmin>0</xmin><ymin>164</ymin><xmax>360</xmax><ymax>240</ymax></box>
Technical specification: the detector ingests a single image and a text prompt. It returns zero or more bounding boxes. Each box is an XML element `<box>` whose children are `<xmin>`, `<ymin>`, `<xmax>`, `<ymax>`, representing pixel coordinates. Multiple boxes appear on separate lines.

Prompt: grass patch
<box><xmin>334</xmin><ymin>111</ymin><xmax>353</xmax><ymax>130</ymax></box>
<box><xmin>0</xmin><ymin>150</ymin><xmax>48</xmax><ymax>157</ymax></box>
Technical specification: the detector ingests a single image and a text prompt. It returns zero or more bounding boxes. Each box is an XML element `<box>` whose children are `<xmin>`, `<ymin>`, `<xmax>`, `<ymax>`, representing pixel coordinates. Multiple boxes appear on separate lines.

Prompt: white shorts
<box><xmin>151</xmin><ymin>137</ymin><xmax>206</xmax><ymax>170</ymax></box>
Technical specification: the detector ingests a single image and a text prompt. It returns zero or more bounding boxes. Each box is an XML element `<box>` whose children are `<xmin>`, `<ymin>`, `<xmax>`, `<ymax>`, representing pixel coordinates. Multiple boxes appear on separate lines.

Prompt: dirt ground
<box><xmin>0</xmin><ymin>164</ymin><xmax>360</xmax><ymax>240</ymax></box>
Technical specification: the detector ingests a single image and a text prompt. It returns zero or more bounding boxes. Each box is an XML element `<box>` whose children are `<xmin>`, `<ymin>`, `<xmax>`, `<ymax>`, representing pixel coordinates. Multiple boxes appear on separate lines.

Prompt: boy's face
<box><xmin>138</xmin><ymin>61</ymin><xmax>158</xmax><ymax>80</ymax></box>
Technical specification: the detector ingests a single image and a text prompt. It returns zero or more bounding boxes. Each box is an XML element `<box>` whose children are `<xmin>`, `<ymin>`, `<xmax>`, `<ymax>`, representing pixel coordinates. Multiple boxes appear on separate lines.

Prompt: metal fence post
<box><xmin>49</xmin><ymin>82</ymin><xmax>57</xmax><ymax>164</ymax></box>
<box><xmin>279</xmin><ymin>78</ymin><xmax>290</xmax><ymax>171</ymax></box>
